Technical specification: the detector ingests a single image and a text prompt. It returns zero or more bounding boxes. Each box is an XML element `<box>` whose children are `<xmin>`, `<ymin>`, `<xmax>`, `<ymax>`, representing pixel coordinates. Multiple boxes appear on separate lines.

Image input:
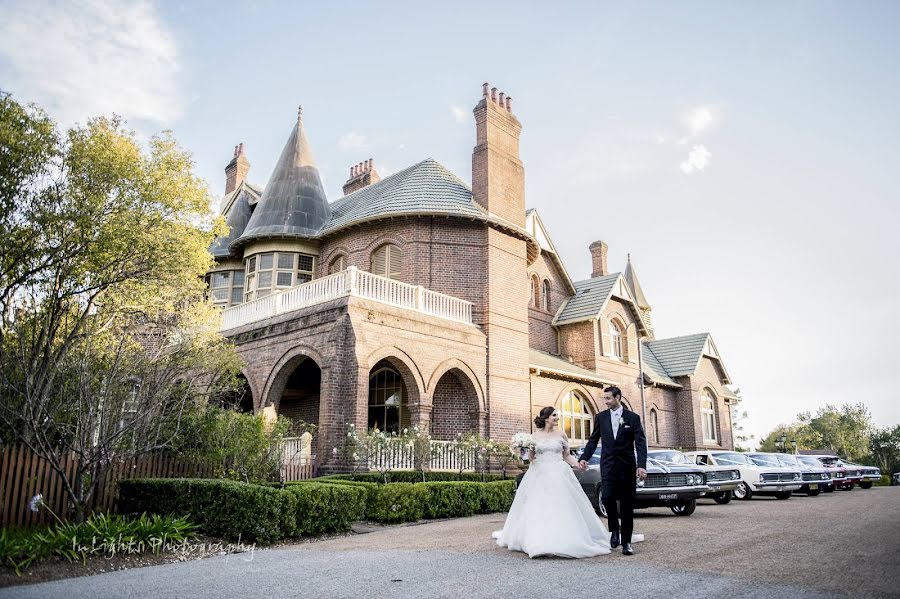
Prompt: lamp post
<box><xmin>791</xmin><ymin>440</ymin><xmax>798</xmax><ymax>455</ymax></box>
<box><xmin>776</xmin><ymin>433</ymin><xmax>787</xmax><ymax>453</ymax></box>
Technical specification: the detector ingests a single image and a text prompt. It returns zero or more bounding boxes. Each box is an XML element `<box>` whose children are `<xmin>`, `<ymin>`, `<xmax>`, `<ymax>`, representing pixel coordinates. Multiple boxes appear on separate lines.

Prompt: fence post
<box><xmin>415</xmin><ymin>285</ymin><xmax>425</xmax><ymax>311</ymax></box>
<box><xmin>347</xmin><ymin>265</ymin><xmax>358</xmax><ymax>295</ymax></box>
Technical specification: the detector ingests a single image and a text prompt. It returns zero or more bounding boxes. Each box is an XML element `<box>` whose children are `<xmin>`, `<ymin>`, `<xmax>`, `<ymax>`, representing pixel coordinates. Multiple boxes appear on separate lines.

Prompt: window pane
<box><xmin>257</xmin><ymin>288</ymin><xmax>271</xmax><ymax>298</ymax></box>
<box><xmin>212</xmin><ymin>272</ymin><xmax>230</xmax><ymax>288</ymax></box>
<box><xmin>230</xmin><ymin>288</ymin><xmax>243</xmax><ymax>305</ymax></box>
<box><xmin>297</xmin><ymin>273</ymin><xmax>312</xmax><ymax>284</ymax></box>
<box><xmin>277</xmin><ymin>253</ymin><xmax>294</xmax><ymax>269</ymax></box>
<box><xmin>276</xmin><ymin>272</ymin><xmax>293</xmax><ymax>287</ymax></box>
<box><xmin>247</xmin><ymin>256</ymin><xmax>256</xmax><ymax>272</ymax></box>
<box><xmin>259</xmin><ymin>253</ymin><xmax>273</xmax><ymax>270</ymax></box>
<box><xmin>298</xmin><ymin>254</ymin><xmax>314</xmax><ymax>272</ymax></box>
<box><xmin>257</xmin><ymin>271</ymin><xmax>272</xmax><ymax>288</ymax></box>
<box><xmin>232</xmin><ymin>270</ymin><xmax>245</xmax><ymax>285</ymax></box>
<box><xmin>211</xmin><ymin>288</ymin><xmax>229</xmax><ymax>301</ymax></box>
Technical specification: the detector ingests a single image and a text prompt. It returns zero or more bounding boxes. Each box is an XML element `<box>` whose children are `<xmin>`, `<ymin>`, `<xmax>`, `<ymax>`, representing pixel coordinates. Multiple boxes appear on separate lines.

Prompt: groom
<box><xmin>578</xmin><ymin>386</ymin><xmax>647</xmax><ymax>555</ymax></box>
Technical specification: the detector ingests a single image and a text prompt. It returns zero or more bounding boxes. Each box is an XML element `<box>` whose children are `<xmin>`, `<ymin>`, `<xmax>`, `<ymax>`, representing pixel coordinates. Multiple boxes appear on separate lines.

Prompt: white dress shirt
<box><xmin>610</xmin><ymin>406</ymin><xmax>624</xmax><ymax>439</ymax></box>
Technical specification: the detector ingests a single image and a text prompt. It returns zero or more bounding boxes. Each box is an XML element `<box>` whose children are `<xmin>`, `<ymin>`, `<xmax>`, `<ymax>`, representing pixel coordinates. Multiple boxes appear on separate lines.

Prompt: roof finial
<box><xmin>627</xmin><ymin>252</ymin><xmax>631</xmax><ymax>263</ymax></box>
<box><xmin>297</xmin><ymin>105</ymin><xmax>303</xmax><ymax>123</ymax></box>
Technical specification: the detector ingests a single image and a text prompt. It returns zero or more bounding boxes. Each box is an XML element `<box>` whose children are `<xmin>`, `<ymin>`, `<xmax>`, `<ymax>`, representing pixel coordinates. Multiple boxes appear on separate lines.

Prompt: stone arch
<box><xmin>429</xmin><ymin>367</ymin><xmax>483</xmax><ymax>440</ymax></box>
<box><xmin>239</xmin><ymin>368</ymin><xmax>261</xmax><ymax>412</ymax></box>
<box><xmin>554</xmin><ymin>385</ymin><xmax>599</xmax><ymax>447</ymax></box>
<box><xmin>551</xmin><ymin>383</ymin><xmax>601</xmax><ymax>415</ymax></box>
<box><xmin>364</xmin><ymin>346</ymin><xmax>424</xmax><ymax>407</ymax></box>
<box><xmin>262</xmin><ymin>344</ymin><xmax>329</xmax><ymax>409</ymax></box>
<box><xmin>426</xmin><ymin>358</ymin><xmax>485</xmax><ymax>413</ymax></box>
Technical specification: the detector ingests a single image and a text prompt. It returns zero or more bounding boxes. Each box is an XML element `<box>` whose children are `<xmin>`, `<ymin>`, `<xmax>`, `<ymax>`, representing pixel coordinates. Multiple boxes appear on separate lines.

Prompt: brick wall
<box><xmin>527</xmin><ymin>251</ymin><xmax>569</xmax><ymax>354</ymax></box>
<box><xmin>431</xmin><ymin>370</ymin><xmax>479</xmax><ymax>440</ymax></box>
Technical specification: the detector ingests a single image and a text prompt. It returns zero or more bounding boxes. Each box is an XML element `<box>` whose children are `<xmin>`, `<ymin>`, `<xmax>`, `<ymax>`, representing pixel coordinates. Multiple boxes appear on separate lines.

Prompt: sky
<box><xmin>2</xmin><ymin>0</ymin><xmax>898</xmax><ymax>447</ymax></box>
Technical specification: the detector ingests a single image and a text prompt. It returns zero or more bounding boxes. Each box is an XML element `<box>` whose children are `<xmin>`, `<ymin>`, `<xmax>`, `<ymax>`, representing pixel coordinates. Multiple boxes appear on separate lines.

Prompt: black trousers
<box><xmin>602</xmin><ymin>493</ymin><xmax>635</xmax><ymax>544</ymax></box>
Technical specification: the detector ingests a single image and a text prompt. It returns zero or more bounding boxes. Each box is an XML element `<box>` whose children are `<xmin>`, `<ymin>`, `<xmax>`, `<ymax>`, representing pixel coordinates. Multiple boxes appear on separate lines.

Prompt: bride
<box><xmin>492</xmin><ymin>406</ymin><xmax>615</xmax><ymax>558</ymax></box>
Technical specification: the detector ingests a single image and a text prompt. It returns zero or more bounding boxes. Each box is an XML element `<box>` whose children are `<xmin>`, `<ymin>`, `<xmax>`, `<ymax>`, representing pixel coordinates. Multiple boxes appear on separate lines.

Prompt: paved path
<box><xmin>3</xmin><ymin>486</ymin><xmax>898</xmax><ymax>598</ymax></box>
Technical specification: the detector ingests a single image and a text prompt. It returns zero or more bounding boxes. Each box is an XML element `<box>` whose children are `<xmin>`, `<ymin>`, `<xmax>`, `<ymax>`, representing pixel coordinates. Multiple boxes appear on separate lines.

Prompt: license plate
<box><xmin>659</xmin><ymin>493</ymin><xmax>678</xmax><ymax>500</ymax></box>
<box><xmin>809</xmin><ymin>483</ymin><xmax>818</xmax><ymax>490</ymax></box>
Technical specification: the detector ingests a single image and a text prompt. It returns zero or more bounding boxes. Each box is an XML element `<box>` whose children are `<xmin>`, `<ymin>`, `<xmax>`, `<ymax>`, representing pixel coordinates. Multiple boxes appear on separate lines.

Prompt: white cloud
<box><xmin>683</xmin><ymin>105</ymin><xmax>718</xmax><ymax>136</ymax></box>
<box><xmin>679</xmin><ymin>145</ymin><xmax>712</xmax><ymax>174</ymax></box>
<box><xmin>0</xmin><ymin>0</ymin><xmax>182</xmax><ymax>126</ymax></box>
<box><xmin>338</xmin><ymin>131</ymin><xmax>367</xmax><ymax>150</ymax></box>
<box><xmin>656</xmin><ymin>135</ymin><xmax>666</xmax><ymax>145</ymax></box>
<box><xmin>449</xmin><ymin>104</ymin><xmax>467</xmax><ymax>124</ymax></box>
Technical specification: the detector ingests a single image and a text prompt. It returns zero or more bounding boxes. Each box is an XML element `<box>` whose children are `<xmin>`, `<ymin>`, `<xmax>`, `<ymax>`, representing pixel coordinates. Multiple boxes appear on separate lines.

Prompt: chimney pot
<box><xmin>233</xmin><ymin>145</ymin><xmax>239</xmax><ymax>157</ymax></box>
<box><xmin>351</xmin><ymin>165</ymin><xmax>357</xmax><ymax>177</ymax></box>
<box><xmin>505</xmin><ymin>96</ymin><xmax>512</xmax><ymax>111</ymax></box>
<box><xmin>490</xmin><ymin>87</ymin><xmax>497</xmax><ymax>102</ymax></box>
<box><xmin>367</xmin><ymin>158</ymin><xmax>373</xmax><ymax>170</ymax></box>
<box><xmin>482</xmin><ymin>82</ymin><xmax>489</xmax><ymax>97</ymax></box>
<box><xmin>499</xmin><ymin>92</ymin><xmax>505</xmax><ymax>106</ymax></box>
<box><xmin>238</xmin><ymin>142</ymin><xmax>244</xmax><ymax>155</ymax></box>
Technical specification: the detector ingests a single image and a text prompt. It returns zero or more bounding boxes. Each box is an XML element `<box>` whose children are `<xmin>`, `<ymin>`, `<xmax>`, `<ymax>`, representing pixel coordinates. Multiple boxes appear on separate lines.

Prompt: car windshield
<box><xmin>749</xmin><ymin>454</ymin><xmax>782</xmax><ymax>468</ymax></box>
<box><xmin>776</xmin><ymin>455</ymin><xmax>798</xmax><ymax>467</ymax></box>
<box><xmin>712</xmin><ymin>453</ymin><xmax>750</xmax><ymax>466</ymax></box>
<box><xmin>796</xmin><ymin>456</ymin><xmax>822</xmax><ymax>468</ymax></box>
<box><xmin>648</xmin><ymin>451</ymin><xmax>688</xmax><ymax>464</ymax></box>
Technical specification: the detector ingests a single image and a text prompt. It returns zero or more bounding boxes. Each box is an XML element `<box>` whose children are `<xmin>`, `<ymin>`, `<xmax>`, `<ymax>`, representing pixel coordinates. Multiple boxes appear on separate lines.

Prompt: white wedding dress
<box><xmin>492</xmin><ymin>435</ymin><xmax>614</xmax><ymax>558</ymax></box>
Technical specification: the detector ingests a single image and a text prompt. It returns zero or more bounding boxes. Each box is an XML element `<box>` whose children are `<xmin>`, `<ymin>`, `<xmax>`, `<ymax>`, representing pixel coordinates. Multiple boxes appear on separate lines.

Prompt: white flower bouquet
<box><xmin>511</xmin><ymin>432</ymin><xmax>535</xmax><ymax>461</ymax></box>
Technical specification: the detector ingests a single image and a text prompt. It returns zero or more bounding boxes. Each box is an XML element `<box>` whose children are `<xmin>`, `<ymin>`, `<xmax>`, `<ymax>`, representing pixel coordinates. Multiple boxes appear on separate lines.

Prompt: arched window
<box><xmin>368</xmin><ymin>366</ymin><xmax>408</xmax><ymax>433</ymax></box>
<box><xmin>329</xmin><ymin>254</ymin><xmax>347</xmax><ymax>274</ymax></box>
<box><xmin>371</xmin><ymin>244</ymin><xmax>402</xmax><ymax>279</ymax></box>
<box><xmin>609</xmin><ymin>319</ymin><xmax>624</xmax><ymax>360</ymax></box>
<box><xmin>701</xmin><ymin>389</ymin><xmax>717</xmax><ymax>443</ymax></box>
<box><xmin>531</xmin><ymin>274</ymin><xmax>541</xmax><ymax>308</ymax></box>
<box><xmin>541</xmin><ymin>279</ymin><xmax>551</xmax><ymax>311</ymax></box>
<box><xmin>649</xmin><ymin>408</ymin><xmax>659</xmax><ymax>445</ymax></box>
<box><xmin>558</xmin><ymin>391</ymin><xmax>595</xmax><ymax>447</ymax></box>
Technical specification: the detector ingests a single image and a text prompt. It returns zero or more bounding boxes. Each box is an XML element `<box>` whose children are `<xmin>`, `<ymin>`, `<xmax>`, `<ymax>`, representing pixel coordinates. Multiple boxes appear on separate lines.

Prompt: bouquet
<box><xmin>511</xmin><ymin>432</ymin><xmax>536</xmax><ymax>461</ymax></box>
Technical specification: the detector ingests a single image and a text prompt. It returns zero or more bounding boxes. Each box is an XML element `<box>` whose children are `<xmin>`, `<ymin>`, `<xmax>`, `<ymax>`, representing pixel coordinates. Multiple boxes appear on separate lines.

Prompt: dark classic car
<box><xmin>571</xmin><ymin>447</ymin><xmax>710</xmax><ymax>517</ymax></box>
<box><xmin>648</xmin><ymin>449</ymin><xmax>740</xmax><ymax>504</ymax></box>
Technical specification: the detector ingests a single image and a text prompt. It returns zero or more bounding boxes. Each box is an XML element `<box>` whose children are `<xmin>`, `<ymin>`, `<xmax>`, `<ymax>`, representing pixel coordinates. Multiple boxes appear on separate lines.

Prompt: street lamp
<box><xmin>791</xmin><ymin>440</ymin><xmax>798</xmax><ymax>454</ymax></box>
<box><xmin>776</xmin><ymin>433</ymin><xmax>787</xmax><ymax>452</ymax></box>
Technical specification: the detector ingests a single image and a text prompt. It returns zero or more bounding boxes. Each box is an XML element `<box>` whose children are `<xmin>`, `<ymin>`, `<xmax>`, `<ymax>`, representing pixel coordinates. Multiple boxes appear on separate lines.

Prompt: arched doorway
<box><xmin>430</xmin><ymin>369</ymin><xmax>479</xmax><ymax>440</ymax></box>
<box><xmin>368</xmin><ymin>360</ymin><xmax>410</xmax><ymax>434</ymax></box>
<box><xmin>277</xmin><ymin>358</ymin><xmax>321</xmax><ymax>434</ymax></box>
<box><xmin>557</xmin><ymin>390</ymin><xmax>596</xmax><ymax>448</ymax></box>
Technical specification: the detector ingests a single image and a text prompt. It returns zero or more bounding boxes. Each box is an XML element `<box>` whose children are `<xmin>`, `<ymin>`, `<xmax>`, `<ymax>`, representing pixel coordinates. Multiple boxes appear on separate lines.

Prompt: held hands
<box><xmin>577</xmin><ymin>460</ymin><xmax>588</xmax><ymax>471</ymax></box>
<box><xmin>636</xmin><ymin>467</ymin><xmax>647</xmax><ymax>480</ymax></box>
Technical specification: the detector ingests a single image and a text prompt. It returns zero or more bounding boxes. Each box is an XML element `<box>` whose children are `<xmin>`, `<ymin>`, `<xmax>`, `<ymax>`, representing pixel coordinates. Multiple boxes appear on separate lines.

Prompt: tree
<box><xmin>728</xmin><ymin>388</ymin><xmax>754</xmax><ymax>450</ymax></box>
<box><xmin>0</xmin><ymin>92</ymin><xmax>238</xmax><ymax>521</ymax></box>
<box><xmin>868</xmin><ymin>425</ymin><xmax>900</xmax><ymax>474</ymax></box>
<box><xmin>797</xmin><ymin>403</ymin><xmax>873</xmax><ymax>462</ymax></box>
<box><xmin>758</xmin><ymin>424</ymin><xmax>808</xmax><ymax>453</ymax></box>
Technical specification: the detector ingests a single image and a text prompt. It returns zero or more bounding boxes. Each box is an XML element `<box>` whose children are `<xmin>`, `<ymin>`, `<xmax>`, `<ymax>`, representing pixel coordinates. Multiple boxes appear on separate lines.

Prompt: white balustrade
<box><xmin>220</xmin><ymin>267</ymin><xmax>474</xmax><ymax>331</ymax></box>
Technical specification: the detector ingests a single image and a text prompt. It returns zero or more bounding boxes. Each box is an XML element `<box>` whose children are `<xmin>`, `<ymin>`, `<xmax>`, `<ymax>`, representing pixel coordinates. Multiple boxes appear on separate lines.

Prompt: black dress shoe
<box><xmin>622</xmin><ymin>543</ymin><xmax>634</xmax><ymax>556</ymax></box>
<box><xmin>610</xmin><ymin>531</ymin><xmax>620</xmax><ymax>548</ymax></box>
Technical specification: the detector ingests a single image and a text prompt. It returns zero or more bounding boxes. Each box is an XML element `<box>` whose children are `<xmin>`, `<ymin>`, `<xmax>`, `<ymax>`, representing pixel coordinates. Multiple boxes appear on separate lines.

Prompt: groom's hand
<box><xmin>578</xmin><ymin>460</ymin><xmax>588</xmax><ymax>471</ymax></box>
<box><xmin>636</xmin><ymin>467</ymin><xmax>647</xmax><ymax>479</ymax></box>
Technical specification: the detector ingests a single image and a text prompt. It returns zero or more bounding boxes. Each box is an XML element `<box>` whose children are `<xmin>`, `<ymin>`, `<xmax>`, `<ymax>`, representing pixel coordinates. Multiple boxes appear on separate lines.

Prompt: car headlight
<box><xmin>821</xmin><ymin>473</ymin><xmax>829</xmax><ymax>480</ymax></box>
<box><xmin>759</xmin><ymin>473</ymin><xmax>765</xmax><ymax>482</ymax></box>
<box><xmin>731</xmin><ymin>471</ymin><xmax>740</xmax><ymax>480</ymax></box>
<box><xmin>793</xmin><ymin>473</ymin><xmax>801</xmax><ymax>481</ymax></box>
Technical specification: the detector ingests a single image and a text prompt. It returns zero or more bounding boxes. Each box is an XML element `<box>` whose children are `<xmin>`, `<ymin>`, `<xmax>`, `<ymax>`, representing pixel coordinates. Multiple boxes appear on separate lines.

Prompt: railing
<box><xmin>220</xmin><ymin>266</ymin><xmax>474</xmax><ymax>331</ymax></box>
<box><xmin>280</xmin><ymin>435</ymin><xmax>317</xmax><ymax>481</ymax></box>
<box><xmin>368</xmin><ymin>439</ymin><xmax>476</xmax><ymax>472</ymax></box>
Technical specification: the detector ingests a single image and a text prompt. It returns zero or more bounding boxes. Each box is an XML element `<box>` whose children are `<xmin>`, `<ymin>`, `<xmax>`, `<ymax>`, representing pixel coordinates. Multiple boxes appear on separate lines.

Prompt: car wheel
<box><xmin>807</xmin><ymin>489</ymin><xmax>821</xmax><ymax>497</ymax></box>
<box><xmin>596</xmin><ymin>490</ymin><xmax>608</xmax><ymax>518</ymax></box>
<box><xmin>774</xmin><ymin>491</ymin><xmax>792</xmax><ymax>500</ymax></box>
<box><xmin>859</xmin><ymin>481</ymin><xmax>873</xmax><ymax>489</ymax></box>
<box><xmin>670</xmin><ymin>499</ymin><xmax>696</xmax><ymax>516</ymax></box>
<box><xmin>733</xmin><ymin>482</ymin><xmax>752</xmax><ymax>500</ymax></box>
<box><xmin>713</xmin><ymin>491</ymin><xmax>732</xmax><ymax>504</ymax></box>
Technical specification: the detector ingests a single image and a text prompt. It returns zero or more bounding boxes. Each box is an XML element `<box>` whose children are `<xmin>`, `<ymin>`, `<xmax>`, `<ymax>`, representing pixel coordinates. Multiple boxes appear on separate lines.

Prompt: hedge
<box><xmin>317</xmin><ymin>471</ymin><xmax>508</xmax><ymax>484</ymax></box>
<box><xmin>118</xmin><ymin>478</ymin><xmax>294</xmax><ymax>545</ymax></box>
<box><xmin>285</xmin><ymin>482</ymin><xmax>366</xmax><ymax>535</ymax></box>
<box><xmin>478</xmin><ymin>480</ymin><xmax>516</xmax><ymax>513</ymax></box>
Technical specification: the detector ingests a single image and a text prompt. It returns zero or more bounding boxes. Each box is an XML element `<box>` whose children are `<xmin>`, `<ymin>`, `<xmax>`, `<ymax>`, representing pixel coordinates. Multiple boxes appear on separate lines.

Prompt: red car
<box><xmin>804</xmin><ymin>454</ymin><xmax>853</xmax><ymax>491</ymax></box>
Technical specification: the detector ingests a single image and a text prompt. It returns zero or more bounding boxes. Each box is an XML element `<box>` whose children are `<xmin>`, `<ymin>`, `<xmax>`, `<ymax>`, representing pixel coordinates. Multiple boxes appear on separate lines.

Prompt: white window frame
<box><xmin>609</xmin><ymin>319</ymin><xmax>624</xmax><ymax>360</ymax></box>
<box><xmin>701</xmin><ymin>390</ymin><xmax>717</xmax><ymax>443</ymax></box>
<box><xmin>558</xmin><ymin>391</ymin><xmax>594</xmax><ymax>446</ymax></box>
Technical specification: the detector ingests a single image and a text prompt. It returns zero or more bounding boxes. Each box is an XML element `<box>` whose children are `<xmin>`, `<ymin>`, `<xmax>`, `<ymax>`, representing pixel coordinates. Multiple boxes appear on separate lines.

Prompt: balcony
<box><xmin>220</xmin><ymin>266</ymin><xmax>474</xmax><ymax>332</ymax></box>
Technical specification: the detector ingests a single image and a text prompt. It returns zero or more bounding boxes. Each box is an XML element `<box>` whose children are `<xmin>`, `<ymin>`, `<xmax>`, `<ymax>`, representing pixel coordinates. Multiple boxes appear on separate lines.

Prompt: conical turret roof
<box><xmin>624</xmin><ymin>254</ymin><xmax>651</xmax><ymax>310</ymax></box>
<box><xmin>233</xmin><ymin>107</ymin><xmax>330</xmax><ymax>247</ymax></box>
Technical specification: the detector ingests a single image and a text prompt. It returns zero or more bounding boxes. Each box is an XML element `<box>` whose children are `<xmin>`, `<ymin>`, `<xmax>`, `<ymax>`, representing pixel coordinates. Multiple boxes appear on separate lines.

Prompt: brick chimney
<box><xmin>225</xmin><ymin>143</ymin><xmax>250</xmax><ymax>194</ymax></box>
<box><xmin>589</xmin><ymin>240</ymin><xmax>608</xmax><ymax>277</ymax></box>
<box><xmin>472</xmin><ymin>82</ymin><xmax>524</xmax><ymax>227</ymax></box>
<box><xmin>342</xmin><ymin>158</ymin><xmax>381</xmax><ymax>195</ymax></box>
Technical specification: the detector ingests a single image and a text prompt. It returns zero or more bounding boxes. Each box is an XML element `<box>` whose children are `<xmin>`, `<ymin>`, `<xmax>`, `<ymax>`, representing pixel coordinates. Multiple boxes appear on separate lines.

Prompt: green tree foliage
<box><xmin>728</xmin><ymin>388</ymin><xmax>754</xmax><ymax>450</ymax></box>
<box><xmin>758</xmin><ymin>403</ymin><xmax>874</xmax><ymax>461</ymax></box>
<box><xmin>0</xmin><ymin>91</ymin><xmax>238</xmax><ymax>520</ymax></box>
<box><xmin>868</xmin><ymin>425</ymin><xmax>900</xmax><ymax>474</ymax></box>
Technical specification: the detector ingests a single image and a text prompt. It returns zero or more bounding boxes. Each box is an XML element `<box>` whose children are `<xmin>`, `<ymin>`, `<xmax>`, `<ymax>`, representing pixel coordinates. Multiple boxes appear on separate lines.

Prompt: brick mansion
<box><xmin>207</xmin><ymin>83</ymin><xmax>737</xmax><ymax>471</ymax></box>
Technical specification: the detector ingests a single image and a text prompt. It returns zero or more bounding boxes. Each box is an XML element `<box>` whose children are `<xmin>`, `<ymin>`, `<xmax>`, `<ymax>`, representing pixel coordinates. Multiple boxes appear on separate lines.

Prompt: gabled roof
<box><xmin>525</xmin><ymin>210</ymin><xmax>576</xmax><ymax>295</ymax></box>
<box><xmin>529</xmin><ymin>349</ymin><xmax>618</xmax><ymax>386</ymax></box>
<box><xmin>640</xmin><ymin>343</ymin><xmax>681</xmax><ymax>388</ymax></box>
<box><xmin>645</xmin><ymin>333</ymin><xmax>731</xmax><ymax>384</ymax></box>
<box><xmin>210</xmin><ymin>181</ymin><xmax>263</xmax><ymax>258</ymax></box>
<box><xmin>553</xmin><ymin>273</ymin><xmax>651</xmax><ymax>336</ymax></box>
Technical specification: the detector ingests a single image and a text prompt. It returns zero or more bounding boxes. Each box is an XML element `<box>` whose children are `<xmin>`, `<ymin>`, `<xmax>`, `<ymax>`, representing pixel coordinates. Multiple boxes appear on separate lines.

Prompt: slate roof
<box><xmin>624</xmin><ymin>256</ymin><xmax>651</xmax><ymax>310</ymax></box>
<box><xmin>320</xmin><ymin>158</ymin><xmax>488</xmax><ymax>235</ymax></box>
<box><xmin>554</xmin><ymin>273</ymin><xmax>620</xmax><ymax>323</ymax></box>
<box><xmin>644</xmin><ymin>333</ymin><xmax>711</xmax><ymax>377</ymax></box>
<box><xmin>640</xmin><ymin>343</ymin><xmax>680</xmax><ymax>387</ymax></box>
<box><xmin>529</xmin><ymin>349</ymin><xmax>618</xmax><ymax>385</ymax></box>
<box><xmin>210</xmin><ymin>182</ymin><xmax>262</xmax><ymax>258</ymax></box>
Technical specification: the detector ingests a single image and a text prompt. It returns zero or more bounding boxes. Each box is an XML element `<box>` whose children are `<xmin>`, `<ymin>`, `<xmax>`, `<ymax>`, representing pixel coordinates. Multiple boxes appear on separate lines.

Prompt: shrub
<box><xmin>118</xmin><ymin>478</ymin><xmax>295</xmax><ymax>545</ymax></box>
<box><xmin>0</xmin><ymin>513</ymin><xmax>196</xmax><ymax>574</ymax></box>
<box><xmin>285</xmin><ymin>483</ymin><xmax>366</xmax><ymax>536</ymax></box>
<box><xmin>478</xmin><ymin>480</ymin><xmax>516</xmax><ymax>513</ymax></box>
<box><xmin>364</xmin><ymin>483</ymin><xmax>429</xmax><ymax>523</ymax></box>
<box><xmin>420</xmin><ymin>482</ymin><xmax>482</xmax><ymax>519</ymax></box>
<box><xmin>317</xmin><ymin>471</ymin><xmax>506</xmax><ymax>484</ymax></box>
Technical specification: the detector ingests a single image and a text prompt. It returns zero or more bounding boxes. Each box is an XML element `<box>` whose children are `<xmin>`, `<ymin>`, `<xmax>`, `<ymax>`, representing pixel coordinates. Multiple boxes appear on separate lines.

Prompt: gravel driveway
<box><xmin>2</xmin><ymin>486</ymin><xmax>898</xmax><ymax>599</ymax></box>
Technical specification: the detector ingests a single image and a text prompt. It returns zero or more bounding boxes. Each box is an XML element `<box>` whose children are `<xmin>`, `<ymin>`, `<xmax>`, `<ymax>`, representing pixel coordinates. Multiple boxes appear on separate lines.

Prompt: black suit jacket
<box><xmin>579</xmin><ymin>408</ymin><xmax>647</xmax><ymax>481</ymax></box>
